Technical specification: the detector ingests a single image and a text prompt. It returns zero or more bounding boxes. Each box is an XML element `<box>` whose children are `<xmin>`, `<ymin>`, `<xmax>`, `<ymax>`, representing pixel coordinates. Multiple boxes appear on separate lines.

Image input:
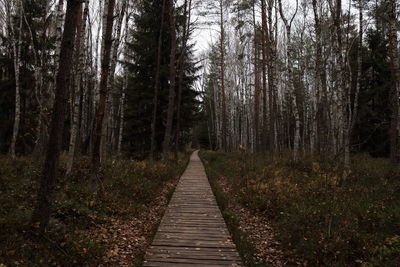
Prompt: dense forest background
<box><xmin>0</xmin><ymin>0</ymin><xmax>399</xmax><ymax>265</ymax></box>
<box><xmin>1</xmin><ymin>0</ymin><xmax>399</xmax><ymax>164</ymax></box>
<box><xmin>0</xmin><ymin>0</ymin><xmax>200</xmax><ymax>161</ymax></box>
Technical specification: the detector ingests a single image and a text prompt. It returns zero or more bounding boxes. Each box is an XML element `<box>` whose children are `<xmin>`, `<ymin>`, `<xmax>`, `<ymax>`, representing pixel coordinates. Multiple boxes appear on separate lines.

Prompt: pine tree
<box><xmin>125</xmin><ymin>0</ymin><xmax>199</xmax><ymax>159</ymax></box>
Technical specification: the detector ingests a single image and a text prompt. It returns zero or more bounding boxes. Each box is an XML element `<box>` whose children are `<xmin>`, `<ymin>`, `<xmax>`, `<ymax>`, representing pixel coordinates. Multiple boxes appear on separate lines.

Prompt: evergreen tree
<box><xmin>354</xmin><ymin>29</ymin><xmax>391</xmax><ymax>157</ymax></box>
<box><xmin>124</xmin><ymin>0</ymin><xmax>199</xmax><ymax>159</ymax></box>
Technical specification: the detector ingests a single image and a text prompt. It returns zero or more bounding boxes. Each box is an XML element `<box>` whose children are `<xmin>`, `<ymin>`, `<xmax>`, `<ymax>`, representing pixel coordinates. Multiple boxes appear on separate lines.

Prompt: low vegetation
<box><xmin>200</xmin><ymin>151</ymin><xmax>400</xmax><ymax>266</ymax></box>
<box><xmin>0</xmin><ymin>153</ymin><xmax>189</xmax><ymax>266</ymax></box>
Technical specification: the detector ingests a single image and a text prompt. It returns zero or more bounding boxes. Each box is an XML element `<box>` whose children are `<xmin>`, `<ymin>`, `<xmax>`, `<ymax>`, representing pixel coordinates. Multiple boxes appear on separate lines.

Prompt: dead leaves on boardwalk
<box><xmin>95</xmin><ymin>179</ymin><xmax>179</xmax><ymax>266</ymax></box>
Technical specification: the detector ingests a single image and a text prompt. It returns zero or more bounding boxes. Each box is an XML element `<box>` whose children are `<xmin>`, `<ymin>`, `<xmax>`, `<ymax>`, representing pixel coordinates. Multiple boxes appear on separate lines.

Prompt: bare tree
<box><xmin>8</xmin><ymin>0</ymin><xmax>23</xmax><ymax>158</ymax></box>
<box><xmin>278</xmin><ymin>0</ymin><xmax>299</xmax><ymax>160</ymax></box>
<box><xmin>67</xmin><ymin>0</ymin><xmax>89</xmax><ymax>175</ymax></box>
<box><xmin>252</xmin><ymin>1</ymin><xmax>260</xmax><ymax>152</ymax></box>
<box><xmin>91</xmin><ymin>0</ymin><xmax>116</xmax><ymax>192</ymax></box>
<box><xmin>118</xmin><ymin>0</ymin><xmax>131</xmax><ymax>156</ymax></box>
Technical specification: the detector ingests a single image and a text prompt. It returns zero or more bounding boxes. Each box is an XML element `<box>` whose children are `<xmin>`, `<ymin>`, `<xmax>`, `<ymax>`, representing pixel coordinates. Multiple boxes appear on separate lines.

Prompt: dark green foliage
<box><xmin>200</xmin><ymin>151</ymin><xmax>400</xmax><ymax>266</ymax></box>
<box><xmin>124</xmin><ymin>0</ymin><xmax>200</xmax><ymax>159</ymax></box>
<box><xmin>353</xmin><ymin>29</ymin><xmax>391</xmax><ymax>157</ymax></box>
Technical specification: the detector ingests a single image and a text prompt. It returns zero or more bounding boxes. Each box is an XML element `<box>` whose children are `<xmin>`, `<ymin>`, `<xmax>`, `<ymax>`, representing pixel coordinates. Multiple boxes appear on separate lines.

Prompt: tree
<box><xmin>118</xmin><ymin>0</ymin><xmax>131</xmax><ymax>156</ymax></box>
<box><xmin>278</xmin><ymin>0</ymin><xmax>299</xmax><ymax>160</ymax></box>
<box><xmin>91</xmin><ymin>0</ymin><xmax>116</xmax><ymax>192</ymax></box>
<box><xmin>162</xmin><ymin>0</ymin><xmax>177</xmax><ymax>161</ymax></box>
<box><xmin>150</xmin><ymin>0</ymin><xmax>166</xmax><ymax>160</ymax></box>
<box><xmin>67</xmin><ymin>0</ymin><xmax>89</xmax><ymax>175</ymax></box>
<box><xmin>31</xmin><ymin>0</ymin><xmax>81</xmax><ymax>229</ymax></box>
<box><xmin>126</xmin><ymin>0</ymin><xmax>199</xmax><ymax>159</ymax></box>
<box><xmin>388</xmin><ymin>0</ymin><xmax>400</xmax><ymax>164</ymax></box>
<box><xmin>174</xmin><ymin>0</ymin><xmax>193</xmax><ymax>160</ymax></box>
<box><xmin>8</xmin><ymin>0</ymin><xmax>23</xmax><ymax>158</ymax></box>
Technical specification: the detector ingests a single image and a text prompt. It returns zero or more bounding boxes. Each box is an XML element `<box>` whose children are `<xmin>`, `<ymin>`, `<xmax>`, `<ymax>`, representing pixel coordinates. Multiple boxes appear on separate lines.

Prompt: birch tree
<box><xmin>117</xmin><ymin>0</ymin><xmax>131</xmax><ymax>156</ymax></box>
<box><xmin>67</xmin><ymin>0</ymin><xmax>89</xmax><ymax>174</ymax></box>
<box><xmin>8</xmin><ymin>0</ymin><xmax>23</xmax><ymax>158</ymax></box>
<box><xmin>91</xmin><ymin>0</ymin><xmax>116</xmax><ymax>192</ymax></box>
<box><xmin>278</xmin><ymin>0</ymin><xmax>299</xmax><ymax>160</ymax></box>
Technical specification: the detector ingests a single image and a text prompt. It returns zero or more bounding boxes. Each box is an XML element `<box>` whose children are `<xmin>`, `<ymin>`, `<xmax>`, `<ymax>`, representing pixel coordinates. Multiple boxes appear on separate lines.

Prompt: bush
<box><xmin>200</xmin><ymin>151</ymin><xmax>400</xmax><ymax>266</ymax></box>
<box><xmin>0</xmin><ymin>153</ymin><xmax>189</xmax><ymax>266</ymax></box>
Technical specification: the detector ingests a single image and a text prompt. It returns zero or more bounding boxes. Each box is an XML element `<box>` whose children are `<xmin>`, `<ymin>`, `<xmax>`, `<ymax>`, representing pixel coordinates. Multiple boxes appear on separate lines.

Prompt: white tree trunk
<box><xmin>9</xmin><ymin>0</ymin><xmax>23</xmax><ymax>158</ymax></box>
<box><xmin>67</xmin><ymin>0</ymin><xmax>89</xmax><ymax>174</ymax></box>
<box><xmin>102</xmin><ymin>0</ymin><xmax>127</xmax><ymax>158</ymax></box>
<box><xmin>117</xmin><ymin>3</ymin><xmax>130</xmax><ymax>155</ymax></box>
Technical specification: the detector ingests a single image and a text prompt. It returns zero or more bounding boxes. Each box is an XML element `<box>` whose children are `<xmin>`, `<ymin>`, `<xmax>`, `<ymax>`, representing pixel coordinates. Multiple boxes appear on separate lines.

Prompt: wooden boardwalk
<box><xmin>143</xmin><ymin>151</ymin><xmax>243</xmax><ymax>267</ymax></box>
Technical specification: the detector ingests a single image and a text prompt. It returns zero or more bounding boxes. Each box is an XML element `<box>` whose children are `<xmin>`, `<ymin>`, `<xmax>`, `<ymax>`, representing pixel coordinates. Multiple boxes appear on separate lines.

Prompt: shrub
<box><xmin>0</xmin><ymin>153</ymin><xmax>189</xmax><ymax>266</ymax></box>
<box><xmin>200</xmin><ymin>151</ymin><xmax>400</xmax><ymax>266</ymax></box>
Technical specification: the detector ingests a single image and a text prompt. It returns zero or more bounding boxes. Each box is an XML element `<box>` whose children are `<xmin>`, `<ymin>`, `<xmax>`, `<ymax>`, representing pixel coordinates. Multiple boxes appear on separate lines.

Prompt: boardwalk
<box><xmin>143</xmin><ymin>151</ymin><xmax>243</xmax><ymax>267</ymax></box>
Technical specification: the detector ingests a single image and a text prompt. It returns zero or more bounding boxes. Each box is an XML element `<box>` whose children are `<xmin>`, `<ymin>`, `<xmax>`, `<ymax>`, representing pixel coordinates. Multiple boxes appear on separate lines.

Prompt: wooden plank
<box><xmin>142</xmin><ymin>151</ymin><xmax>243</xmax><ymax>266</ymax></box>
<box><xmin>144</xmin><ymin>258</ymin><xmax>241</xmax><ymax>265</ymax></box>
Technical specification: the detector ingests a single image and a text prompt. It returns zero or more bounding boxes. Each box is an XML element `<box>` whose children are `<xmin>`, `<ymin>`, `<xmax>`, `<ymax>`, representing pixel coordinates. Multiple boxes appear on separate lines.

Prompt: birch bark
<box><xmin>9</xmin><ymin>0</ymin><xmax>23</xmax><ymax>158</ymax></box>
<box><xmin>67</xmin><ymin>0</ymin><xmax>89</xmax><ymax>174</ymax></box>
<box><xmin>90</xmin><ymin>0</ymin><xmax>116</xmax><ymax>193</ymax></box>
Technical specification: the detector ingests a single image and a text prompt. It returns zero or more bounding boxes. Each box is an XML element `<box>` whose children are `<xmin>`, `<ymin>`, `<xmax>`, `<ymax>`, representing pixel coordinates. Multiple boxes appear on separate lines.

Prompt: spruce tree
<box><xmin>125</xmin><ymin>0</ymin><xmax>199</xmax><ymax>159</ymax></box>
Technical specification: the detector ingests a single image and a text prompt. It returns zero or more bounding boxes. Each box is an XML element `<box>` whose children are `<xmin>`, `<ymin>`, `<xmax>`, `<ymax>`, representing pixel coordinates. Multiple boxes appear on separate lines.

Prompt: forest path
<box><xmin>143</xmin><ymin>150</ymin><xmax>243</xmax><ymax>266</ymax></box>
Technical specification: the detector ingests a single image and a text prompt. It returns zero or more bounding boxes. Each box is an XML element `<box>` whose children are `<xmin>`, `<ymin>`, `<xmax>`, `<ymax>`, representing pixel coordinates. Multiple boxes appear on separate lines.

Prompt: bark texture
<box><xmin>91</xmin><ymin>0</ymin><xmax>116</xmax><ymax>192</ymax></box>
<box><xmin>162</xmin><ymin>0</ymin><xmax>177</xmax><ymax>160</ymax></box>
<box><xmin>31</xmin><ymin>0</ymin><xmax>81</xmax><ymax>229</ymax></box>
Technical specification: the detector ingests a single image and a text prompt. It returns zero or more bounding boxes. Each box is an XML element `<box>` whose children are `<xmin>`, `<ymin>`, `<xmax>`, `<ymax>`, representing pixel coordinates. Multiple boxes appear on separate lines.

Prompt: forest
<box><xmin>0</xmin><ymin>0</ymin><xmax>399</xmax><ymax>266</ymax></box>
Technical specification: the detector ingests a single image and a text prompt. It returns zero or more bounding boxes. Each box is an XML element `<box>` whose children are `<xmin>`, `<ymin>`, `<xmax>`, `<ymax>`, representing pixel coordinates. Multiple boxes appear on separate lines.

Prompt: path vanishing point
<box><xmin>143</xmin><ymin>150</ymin><xmax>243</xmax><ymax>266</ymax></box>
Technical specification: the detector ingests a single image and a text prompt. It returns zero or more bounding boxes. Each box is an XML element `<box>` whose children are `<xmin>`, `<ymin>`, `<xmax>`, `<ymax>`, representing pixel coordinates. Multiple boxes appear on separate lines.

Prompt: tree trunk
<box><xmin>55</xmin><ymin>0</ymin><xmax>65</xmax><ymax>65</ymax></box>
<box><xmin>388</xmin><ymin>0</ymin><xmax>400</xmax><ymax>165</ymax></box>
<box><xmin>67</xmin><ymin>0</ymin><xmax>89</xmax><ymax>175</ymax></box>
<box><xmin>90</xmin><ymin>0</ymin><xmax>116</xmax><ymax>192</ymax></box>
<box><xmin>252</xmin><ymin>2</ymin><xmax>260</xmax><ymax>152</ymax></box>
<box><xmin>118</xmin><ymin>2</ymin><xmax>130</xmax><ymax>156</ymax></box>
<box><xmin>102</xmin><ymin>0</ymin><xmax>127</xmax><ymax>160</ymax></box>
<box><xmin>9</xmin><ymin>0</ymin><xmax>23</xmax><ymax>158</ymax></box>
<box><xmin>174</xmin><ymin>0</ymin><xmax>192</xmax><ymax>160</ymax></box>
<box><xmin>312</xmin><ymin>0</ymin><xmax>328</xmax><ymax>159</ymax></box>
<box><xmin>261</xmin><ymin>0</ymin><xmax>268</xmax><ymax>153</ymax></box>
<box><xmin>150</xmin><ymin>0</ymin><xmax>167</xmax><ymax>161</ymax></box>
<box><xmin>267</xmin><ymin>0</ymin><xmax>276</xmax><ymax>155</ymax></box>
<box><xmin>162</xmin><ymin>0</ymin><xmax>177</xmax><ymax>160</ymax></box>
<box><xmin>278</xmin><ymin>0</ymin><xmax>299</xmax><ymax>160</ymax></box>
<box><xmin>31</xmin><ymin>0</ymin><xmax>81</xmax><ymax>229</ymax></box>
<box><xmin>219</xmin><ymin>0</ymin><xmax>227</xmax><ymax>151</ymax></box>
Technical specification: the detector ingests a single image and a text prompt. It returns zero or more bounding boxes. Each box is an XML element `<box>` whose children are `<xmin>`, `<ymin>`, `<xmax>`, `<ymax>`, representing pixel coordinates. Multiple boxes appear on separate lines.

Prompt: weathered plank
<box><xmin>143</xmin><ymin>151</ymin><xmax>243</xmax><ymax>267</ymax></box>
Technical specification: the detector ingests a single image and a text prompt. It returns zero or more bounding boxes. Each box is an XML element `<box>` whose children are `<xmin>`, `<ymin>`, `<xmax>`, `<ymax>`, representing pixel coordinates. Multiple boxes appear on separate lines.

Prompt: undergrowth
<box><xmin>0</xmin><ymin>153</ymin><xmax>189</xmax><ymax>266</ymax></box>
<box><xmin>201</xmin><ymin>154</ymin><xmax>263</xmax><ymax>267</ymax></box>
<box><xmin>200</xmin><ymin>151</ymin><xmax>400</xmax><ymax>266</ymax></box>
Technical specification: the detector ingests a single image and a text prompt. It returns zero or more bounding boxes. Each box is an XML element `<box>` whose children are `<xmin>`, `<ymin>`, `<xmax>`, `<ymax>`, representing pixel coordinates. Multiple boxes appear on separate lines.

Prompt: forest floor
<box><xmin>200</xmin><ymin>151</ymin><xmax>400</xmax><ymax>266</ymax></box>
<box><xmin>0</xmin><ymin>152</ymin><xmax>189</xmax><ymax>266</ymax></box>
